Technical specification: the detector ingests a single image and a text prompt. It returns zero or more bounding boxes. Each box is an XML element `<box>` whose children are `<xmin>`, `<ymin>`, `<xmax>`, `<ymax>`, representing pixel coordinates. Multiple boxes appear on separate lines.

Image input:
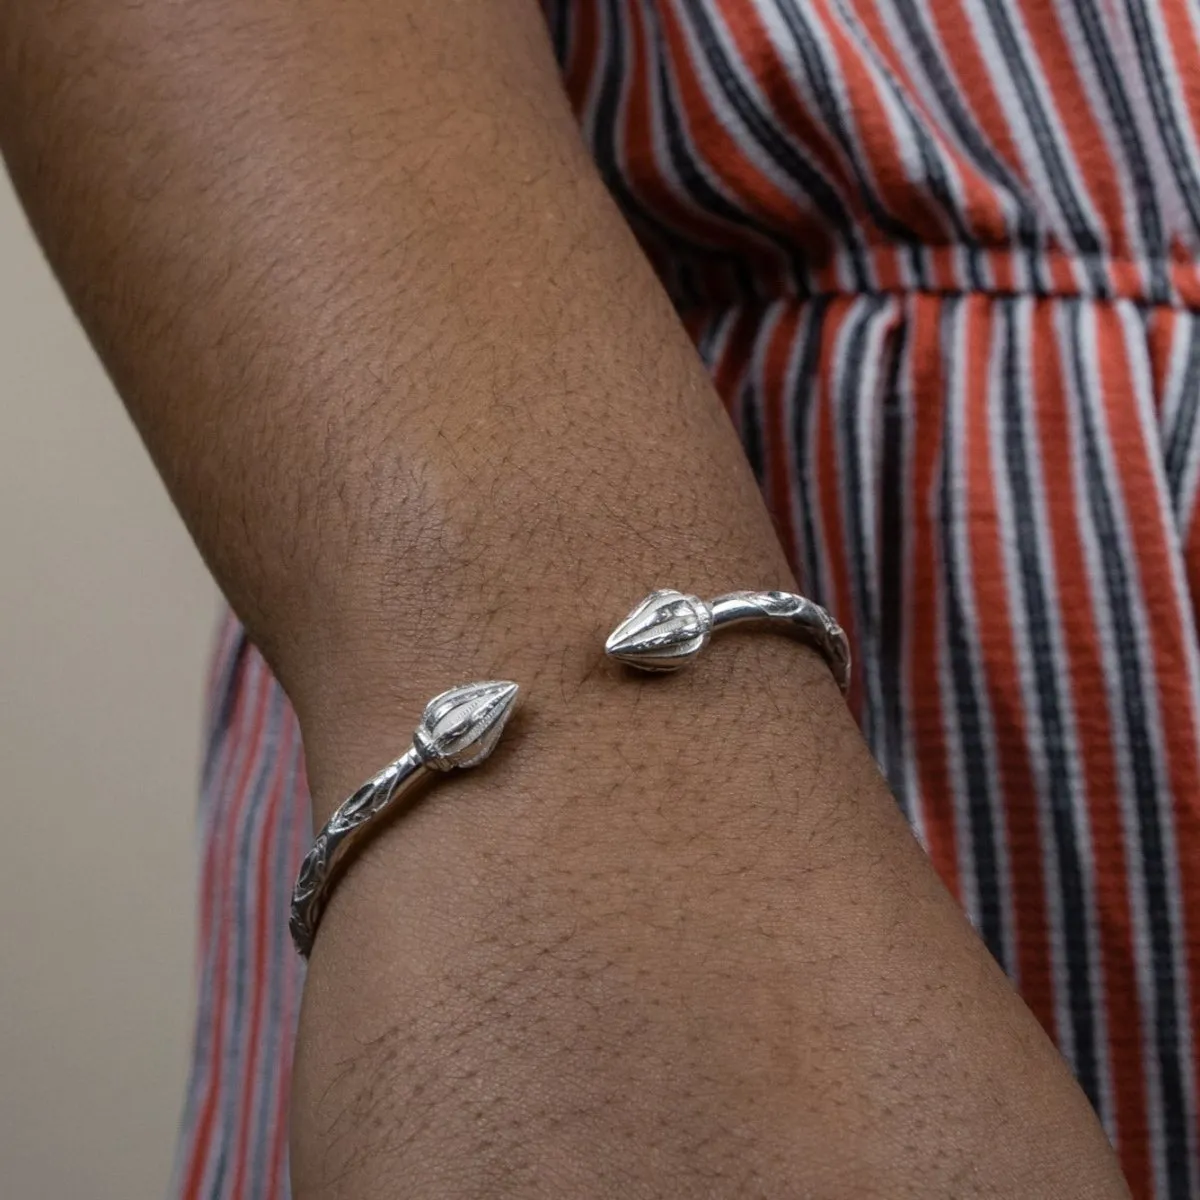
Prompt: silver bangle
<box><xmin>605</xmin><ymin>589</ymin><xmax>850</xmax><ymax>690</ymax></box>
<box><xmin>291</xmin><ymin>589</ymin><xmax>843</xmax><ymax>957</ymax></box>
<box><xmin>289</xmin><ymin>680</ymin><xmax>519</xmax><ymax>958</ymax></box>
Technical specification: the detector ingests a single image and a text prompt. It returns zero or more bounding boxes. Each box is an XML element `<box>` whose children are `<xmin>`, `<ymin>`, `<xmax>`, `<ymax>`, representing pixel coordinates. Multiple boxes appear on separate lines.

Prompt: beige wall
<box><xmin>0</xmin><ymin>174</ymin><xmax>214</xmax><ymax>1197</ymax></box>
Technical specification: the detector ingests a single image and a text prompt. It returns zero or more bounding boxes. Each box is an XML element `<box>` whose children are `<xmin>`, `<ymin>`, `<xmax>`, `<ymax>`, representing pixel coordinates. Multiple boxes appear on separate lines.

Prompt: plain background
<box><xmin>1</xmin><ymin>168</ymin><xmax>215</xmax><ymax>1197</ymax></box>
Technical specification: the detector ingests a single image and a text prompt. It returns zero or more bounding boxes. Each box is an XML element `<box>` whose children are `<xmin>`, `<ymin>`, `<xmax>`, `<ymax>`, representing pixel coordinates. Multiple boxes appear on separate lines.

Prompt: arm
<box><xmin>0</xmin><ymin>2</ymin><xmax>1128</xmax><ymax>1196</ymax></box>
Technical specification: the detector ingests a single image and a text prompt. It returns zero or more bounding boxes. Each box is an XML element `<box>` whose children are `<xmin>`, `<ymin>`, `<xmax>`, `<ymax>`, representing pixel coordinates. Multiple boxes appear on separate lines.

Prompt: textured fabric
<box><xmin>172</xmin><ymin>2</ymin><xmax>1200</xmax><ymax>1195</ymax></box>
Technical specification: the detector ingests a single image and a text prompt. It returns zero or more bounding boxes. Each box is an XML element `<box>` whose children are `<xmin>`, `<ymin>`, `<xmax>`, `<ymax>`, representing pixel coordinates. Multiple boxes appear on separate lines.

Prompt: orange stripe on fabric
<box><xmin>961</xmin><ymin>296</ymin><xmax>1055</xmax><ymax>1030</ymax></box>
<box><xmin>926</xmin><ymin>0</ymin><xmax>1030</xmax><ymax>187</ymax></box>
<box><xmin>1188</xmin><ymin>513</ymin><xmax>1200</xmax><ymax>826</ymax></box>
<box><xmin>1146</xmin><ymin>309</ymin><xmax>1178</xmax><ymax>414</ymax></box>
<box><xmin>902</xmin><ymin>0</ymin><xmax>1037</xmax><ymax>246</ymax></box>
<box><xmin>849</xmin><ymin>0</ymin><xmax>1011</xmax><ymax>247</ymax></box>
<box><xmin>229</xmin><ymin>715</ymin><xmax>295</xmax><ymax>1200</ymax></box>
<box><xmin>905</xmin><ymin>294</ymin><xmax>961</xmax><ymax>897</ymax></box>
<box><xmin>656</xmin><ymin>0</ymin><xmax>838</xmax><ymax>279</ymax></box>
<box><xmin>1033</xmin><ymin>301</ymin><xmax>1151</xmax><ymax>1191</ymax></box>
<box><xmin>725</xmin><ymin>2</ymin><xmax>858</xmax><ymax>201</ymax></box>
<box><xmin>182</xmin><ymin>660</ymin><xmax>272</xmax><ymax>1200</ymax></box>
<box><xmin>196</xmin><ymin>630</ymin><xmax>242</xmax><ymax>965</ymax></box>
<box><xmin>623</xmin><ymin>1</ymin><xmax>785</xmax><ymax>294</ymax></box>
<box><xmin>806</xmin><ymin>0</ymin><xmax>943</xmax><ymax>286</ymax></box>
<box><xmin>1095</xmin><ymin>305</ymin><xmax>1200</xmax><ymax>1155</ymax></box>
<box><xmin>1007</xmin><ymin>0</ymin><xmax>1134</xmax><ymax>267</ymax></box>
<box><xmin>928</xmin><ymin>243</ymin><xmax>958</xmax><ymax>292</ymax></box>
<box><xmin>1045</xmin><ymin>250</ymin><xmax>1077</xmax><ymax>297</ymax></box>
<box><xmin>722</xmin><ymin>0</ymin><xmax>901</xmax><ymax>289</ymax></box>
<box><xmin>195</xmin><ymin>632</ymin><xmax>252</xmax><ymax>1018</ymax></box>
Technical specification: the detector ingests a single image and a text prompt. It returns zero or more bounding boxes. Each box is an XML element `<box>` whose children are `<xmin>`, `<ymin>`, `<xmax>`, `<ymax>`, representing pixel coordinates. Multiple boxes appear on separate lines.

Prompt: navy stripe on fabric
<box><xmin>972</xmin><ymin>0</ymin><xmax>1108</xmax><ymax>294</ymax></box>
<box><xmin>939</xmin><ymin>296</ymin><xmax>1009</xmax><ymax>966</ymax></box>
<box><xmin>1068</xmin><ymin>0</ymin><xmax>1170</xmax><ymax>301</ymax></box>
<box><xmin>774</xmin><ymin>0</ymin><xmax>928</xmax><ymax>259</ymax></box>
<box><xmin>684</xmin><ymin>2</ymin><xmax>873</xmax><ymax>290</ymax></box>
<box><xmin>1165</xmin><ymin>316</ymin><xmax>1200</xmax><ymax>517</ymax></box>
<box><xmin>788</xmin><ymin>297</ymin><xmax>832</xmax><ymax>602</ymax></box>
<box><xmin>1068</xmin><ymin>300</ymin><xmax>1191</xmax><ymax>1200</ymax></box>
<box><xmin>999</xmin><ymin>297</ymin><xmax>1101</xmax><ymax>1107</ymax></box>
<box><xmin>1120</xmin><ymin>0</ymin><xmax>1200</xmax><ymax>242</ymax></box>
<box><xmin>876</xmin><ymin>306</ymin><xmax>911</xmax><ymax>813</ymax></box>
<box><xmin>834</xmin><ymin>297</ymin><xmax>889</xmax><ymax>751</ymax></box>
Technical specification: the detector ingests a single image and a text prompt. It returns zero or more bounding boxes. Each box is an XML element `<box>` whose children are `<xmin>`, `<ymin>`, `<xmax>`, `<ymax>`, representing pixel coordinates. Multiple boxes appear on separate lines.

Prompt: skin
<box><xmin>0</xmin><ymin>1</ymin><xmax>1131</xmax><ymax>1196</ymax></box>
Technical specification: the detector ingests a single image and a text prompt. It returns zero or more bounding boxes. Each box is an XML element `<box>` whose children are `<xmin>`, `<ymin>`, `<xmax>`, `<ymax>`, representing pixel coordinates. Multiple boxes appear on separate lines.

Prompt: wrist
<box><xmin>290</xmin><ymin>629</ymin><xmax>870</xmax><ymax>1181</ymax></box>
<box><xmin>295</xmin><ymin>620</ymin><xmax>859</xmax><ymax>971</ymax></box>
<box><xmin>291</xmin><ymin>568</ymin><xmax>841</xmax><ymax>827</ymax></box>
<box><xmin>282</xmin><ymin>482</ymin><xmax>807</xmax><ymax>821</ymax></box>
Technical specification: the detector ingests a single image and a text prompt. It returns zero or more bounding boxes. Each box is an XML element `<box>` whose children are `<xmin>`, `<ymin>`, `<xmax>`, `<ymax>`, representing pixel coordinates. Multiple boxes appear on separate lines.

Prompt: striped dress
<box><xmin>172</xmin><ymin>2</ymin><xmax>1200</xmax><ymax>1196</ymax></box>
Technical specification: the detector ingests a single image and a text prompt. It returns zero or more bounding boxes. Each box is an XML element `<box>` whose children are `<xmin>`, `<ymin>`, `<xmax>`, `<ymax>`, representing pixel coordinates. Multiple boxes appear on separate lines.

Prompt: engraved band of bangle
<box><xmin>605</xmin><ymin>589</ymin><xmax>851</xmax><ymax>690</ymax></box>
<box><xmin>289</xmin><ymin>680</ymin><xmax>519</xmax><ymax>958</ymax></box>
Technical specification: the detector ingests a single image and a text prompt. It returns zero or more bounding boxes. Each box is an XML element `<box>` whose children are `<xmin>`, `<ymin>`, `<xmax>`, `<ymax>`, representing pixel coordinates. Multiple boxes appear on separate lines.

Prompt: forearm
<box><xmin>1</xmin><ymin>2</ymin><xmax>1127</xmax><ymax>1196</ymax></box>
<box><xmin>0</xmin><ymin>0</ymin><xmax>793</xmax><ymax>766</ymax></box>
